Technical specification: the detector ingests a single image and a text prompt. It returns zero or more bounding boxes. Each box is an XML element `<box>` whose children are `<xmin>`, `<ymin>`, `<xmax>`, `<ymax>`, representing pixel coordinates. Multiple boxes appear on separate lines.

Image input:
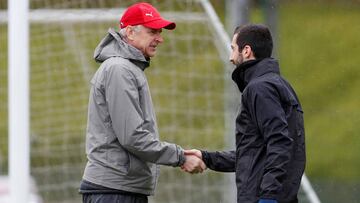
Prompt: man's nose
<box><xmin>229</xmin><ymin>56</ymin><xmax>234</xmax><ymax>64</ymax></box>
<box><xmin>157</xmin><ymin>34</ymin><xmax>164</xmax><ymax>43</ymax></box>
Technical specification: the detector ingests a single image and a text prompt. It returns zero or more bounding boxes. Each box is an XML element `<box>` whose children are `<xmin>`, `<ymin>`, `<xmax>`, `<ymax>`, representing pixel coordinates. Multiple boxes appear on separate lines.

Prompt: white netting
<box><xmin>1</xmin><ymin>1</ymin><xmax>234</xmax><ymax>202</ymax></box>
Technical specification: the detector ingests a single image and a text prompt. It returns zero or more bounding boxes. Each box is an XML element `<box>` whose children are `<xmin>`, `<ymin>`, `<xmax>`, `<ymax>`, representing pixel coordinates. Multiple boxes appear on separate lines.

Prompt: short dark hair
<box><xmin>233</xmin><ymin>24</ymin><xmax>273</xmax><ymax>59</ymax></box>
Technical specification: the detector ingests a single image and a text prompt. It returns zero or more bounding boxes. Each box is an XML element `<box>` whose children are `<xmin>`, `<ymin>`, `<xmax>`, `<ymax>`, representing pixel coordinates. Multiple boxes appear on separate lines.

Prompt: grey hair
<box><xmin>119</xmin><ymin>25</ymin><xmax>142</xmax><ymax>40</ymax></box>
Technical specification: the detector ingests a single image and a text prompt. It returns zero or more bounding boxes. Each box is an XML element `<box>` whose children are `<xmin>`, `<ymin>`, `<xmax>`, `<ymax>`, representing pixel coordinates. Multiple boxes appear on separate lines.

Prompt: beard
<box><xmin>234</xmin><ymin>53</ymin><xmax>244</xmax><ymax>66</ymax></box>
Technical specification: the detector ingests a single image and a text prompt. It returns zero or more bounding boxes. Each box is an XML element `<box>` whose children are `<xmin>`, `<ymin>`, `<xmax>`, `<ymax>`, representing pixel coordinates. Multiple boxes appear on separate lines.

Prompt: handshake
<box><xmin>181</xmin><ymin>149</ymin><xmax>207</xmax><ymax>174</ymax></box>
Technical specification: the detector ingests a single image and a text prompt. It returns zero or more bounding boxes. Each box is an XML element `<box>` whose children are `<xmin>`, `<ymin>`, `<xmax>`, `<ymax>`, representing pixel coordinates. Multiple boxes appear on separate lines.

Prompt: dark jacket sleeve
<box><xmin>201</xmin><ymin>150</ymin><xmax>236</xmax><ymax>172</ymax></box>
<box><xmin>245</xmin><ymin>82</ymin><xmax>294</xmax><ymax>198</ymax></box>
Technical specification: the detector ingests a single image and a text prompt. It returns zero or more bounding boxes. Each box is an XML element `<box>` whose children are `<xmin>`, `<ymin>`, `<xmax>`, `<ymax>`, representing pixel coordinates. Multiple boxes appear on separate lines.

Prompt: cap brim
<box><xmin>143</xmin><ymin>18</ymin><xmax>176</xmax><ymax>30</ymax></box>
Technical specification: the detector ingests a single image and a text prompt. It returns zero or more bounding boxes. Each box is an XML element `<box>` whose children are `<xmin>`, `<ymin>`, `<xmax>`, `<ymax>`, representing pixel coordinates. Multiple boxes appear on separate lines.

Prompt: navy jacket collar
<box><xmin>232</xmin><ymin>58</ymin><xmax>280</xmax><ymax>92</ymax></box>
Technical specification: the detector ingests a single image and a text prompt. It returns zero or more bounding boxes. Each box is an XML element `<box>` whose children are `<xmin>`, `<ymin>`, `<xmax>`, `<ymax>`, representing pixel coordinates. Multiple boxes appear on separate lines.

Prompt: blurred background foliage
<box><xmin>277</xmin><ymin>2</ymin><xmax>360</xmax><ymax>201</ymax></box>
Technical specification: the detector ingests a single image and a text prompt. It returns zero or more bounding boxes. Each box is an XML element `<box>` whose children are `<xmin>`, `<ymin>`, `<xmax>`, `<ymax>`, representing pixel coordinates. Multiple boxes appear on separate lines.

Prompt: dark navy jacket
<box><xmin>202</xmin><ymin>58</ymin><xmax>306</xmax><ymax>203</ymax></box>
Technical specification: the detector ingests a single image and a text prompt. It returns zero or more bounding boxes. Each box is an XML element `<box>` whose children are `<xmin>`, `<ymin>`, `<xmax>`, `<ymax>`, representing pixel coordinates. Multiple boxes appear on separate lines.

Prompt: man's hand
<box><xmin>181</xmin><ymin>154</ymin><xmax>206</xmax><ymax>174</ymax></box>
<box><xmin>184</xmin><ymin>149</ymin><xmax>202</xmax><ymax>159</ymax></box>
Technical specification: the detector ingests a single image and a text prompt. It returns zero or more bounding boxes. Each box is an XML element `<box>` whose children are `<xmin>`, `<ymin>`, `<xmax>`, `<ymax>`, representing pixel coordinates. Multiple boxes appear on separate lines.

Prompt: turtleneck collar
<box><xmin>231</xmin><ymin>58</ymin><xmax>280</xmax><ymax>92</ymax></box>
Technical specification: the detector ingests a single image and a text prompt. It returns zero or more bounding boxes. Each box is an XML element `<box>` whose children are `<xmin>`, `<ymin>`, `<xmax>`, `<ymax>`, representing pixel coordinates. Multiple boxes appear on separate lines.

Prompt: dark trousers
<box><xmin>82</xmin><ymin>193</ymin><xmax>148</xmax><ymax>203</ymax></box>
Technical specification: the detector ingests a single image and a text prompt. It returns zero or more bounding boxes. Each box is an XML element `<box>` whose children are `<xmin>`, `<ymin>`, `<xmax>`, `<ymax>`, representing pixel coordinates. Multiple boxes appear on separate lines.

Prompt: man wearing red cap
<box><xmin>79</xmin><ymin>3</ymin><xmax>205</xmax><ymax>203</ymax></box>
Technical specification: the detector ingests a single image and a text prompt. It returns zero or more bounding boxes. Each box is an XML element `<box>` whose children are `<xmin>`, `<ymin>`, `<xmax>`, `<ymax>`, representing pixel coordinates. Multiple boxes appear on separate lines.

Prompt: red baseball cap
<box><xmin>120</xmin><ymin>3</ymin><xmax>176</xmax><ymax>30</ymax></box>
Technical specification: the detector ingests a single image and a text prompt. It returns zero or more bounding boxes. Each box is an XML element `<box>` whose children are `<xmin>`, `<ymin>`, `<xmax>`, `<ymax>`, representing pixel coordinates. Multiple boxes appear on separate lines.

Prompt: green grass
<box><xmin>278</xmin><ymin>2</ymin><xmax>360</xmax><ymax>180</ymax></box>
<box><xmin>0</xmin><ymin>24</ymin><xmax>7</xmax><ymax>174</ymax></box>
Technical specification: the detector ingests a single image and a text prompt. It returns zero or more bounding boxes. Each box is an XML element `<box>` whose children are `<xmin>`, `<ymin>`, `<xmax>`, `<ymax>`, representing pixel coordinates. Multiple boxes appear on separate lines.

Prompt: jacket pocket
<box><xmin>105</xmin><ymin>144</ymin><xmax>130</xmax><ymax>175</ymax></box>
<box><xmin>127</xmin><ymin>154</ymin><xmax>152</xmax><ymax>177</ymax></box>
<box><xmin>236</xmin><ymin>146</ymin><xmax>263</xmax><ymax>194</ymax></box>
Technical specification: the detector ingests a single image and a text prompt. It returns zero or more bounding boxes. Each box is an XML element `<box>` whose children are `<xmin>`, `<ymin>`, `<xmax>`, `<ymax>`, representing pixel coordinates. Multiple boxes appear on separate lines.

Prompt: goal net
<box><xmin>1</xmin><ymin>1</ymin><xmax>234</xmax><ymax>202</ymax></box>
<box><xmin>0</xmin><ymin>0</ymin><xmax>320</xmax><ymax>203</ymax></box>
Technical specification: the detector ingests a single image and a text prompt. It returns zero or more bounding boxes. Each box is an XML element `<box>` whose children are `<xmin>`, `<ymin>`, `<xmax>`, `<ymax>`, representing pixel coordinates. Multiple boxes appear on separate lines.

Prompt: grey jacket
<box><xmin>82</xmin><ymin>28</ymin><xmax>185</xmax><ymax>195</ymax></box>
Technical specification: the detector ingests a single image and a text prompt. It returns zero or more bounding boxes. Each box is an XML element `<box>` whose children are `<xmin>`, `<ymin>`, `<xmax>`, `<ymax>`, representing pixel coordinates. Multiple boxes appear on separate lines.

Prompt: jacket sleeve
<box><xmin>246</xmin><ymin>82</ymin><xmax>293</xmax><ymax>198</ymax></box>
<box><xmin>105</xmin><ymin>64</ymin><xmax>185</xmax><ymax>167</ymax></box>
<box><xmin>201</xmin><ymin>150</ymin><xmax>236</xmax><ymax>172</ymax></box>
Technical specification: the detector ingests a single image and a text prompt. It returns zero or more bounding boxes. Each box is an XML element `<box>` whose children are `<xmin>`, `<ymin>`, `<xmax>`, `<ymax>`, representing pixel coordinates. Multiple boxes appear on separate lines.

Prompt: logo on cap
<box><xmin>145</xmin><ymin>12</ymin><xmax>153</xmax><ymax>17</ymax></box>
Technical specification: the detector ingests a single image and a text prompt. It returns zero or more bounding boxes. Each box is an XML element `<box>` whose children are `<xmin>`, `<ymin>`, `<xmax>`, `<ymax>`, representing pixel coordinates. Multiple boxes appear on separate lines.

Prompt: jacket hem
<box><xmin>83</xmin><ymin>176</ymin><xmax>154</xmax><ymax>196</ymax></box>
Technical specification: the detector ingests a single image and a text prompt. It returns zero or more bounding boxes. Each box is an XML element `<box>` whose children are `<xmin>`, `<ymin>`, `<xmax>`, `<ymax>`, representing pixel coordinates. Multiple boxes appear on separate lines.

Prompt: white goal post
<box><xmin>8</xmin><ymin>0</ymin><xmax>30</xmax><ymax>203</ymax></box>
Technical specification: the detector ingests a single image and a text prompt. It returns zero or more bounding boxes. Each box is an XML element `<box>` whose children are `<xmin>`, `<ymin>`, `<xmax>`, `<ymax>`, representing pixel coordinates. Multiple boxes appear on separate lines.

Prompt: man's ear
<box><xmin>126</xmin><ymin>26</ymin><xmax>134</xmax><ymax>41</ymax></box>
<box><xmin>243</xmin><ymin>45</ymin><xmax>255</xmax><ymax>59</ymax></box>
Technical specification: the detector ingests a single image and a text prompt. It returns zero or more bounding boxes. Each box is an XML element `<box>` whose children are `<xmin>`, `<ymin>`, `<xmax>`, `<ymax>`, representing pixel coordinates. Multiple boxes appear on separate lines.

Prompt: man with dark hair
<box><xmin>184</xmin><ymin>24</ymin><xmax>306</xmax><ymax>203</ymax></box>
<box><xmin>233</xmin><ymin>24</ymin><xmax>273</xmax><ymax>59</ymax></box>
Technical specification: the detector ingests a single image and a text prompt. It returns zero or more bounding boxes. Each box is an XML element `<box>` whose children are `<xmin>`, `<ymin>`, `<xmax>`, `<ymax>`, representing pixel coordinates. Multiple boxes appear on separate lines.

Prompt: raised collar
<box><xmin>231</xmin><ymin>58</ymin><xmax>280</xmax><ymax>92</ymax></box>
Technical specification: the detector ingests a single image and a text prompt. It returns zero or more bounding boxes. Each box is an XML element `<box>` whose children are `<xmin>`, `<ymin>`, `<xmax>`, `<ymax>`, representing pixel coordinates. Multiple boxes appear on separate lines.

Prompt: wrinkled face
<box><xmin>127</xmin><ymin>25</ymin><xmax>164</xmax><ymax>58</ymax></box>
<box><xmin>229</xmin><ymin>33</ymin><xmax>243</xmax><ymax>66</ymax></box>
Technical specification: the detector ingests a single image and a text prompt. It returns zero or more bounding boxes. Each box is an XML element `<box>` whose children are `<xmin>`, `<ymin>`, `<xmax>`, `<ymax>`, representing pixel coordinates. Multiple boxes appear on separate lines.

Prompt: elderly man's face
<box><xmin>127</xmin><ymin>25</ymin><xmax>164</xmax><ymax>58</ymax></box>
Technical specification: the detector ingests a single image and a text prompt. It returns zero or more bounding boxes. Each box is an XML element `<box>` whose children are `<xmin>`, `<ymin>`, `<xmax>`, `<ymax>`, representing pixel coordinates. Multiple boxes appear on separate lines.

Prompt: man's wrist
<box><xmin>200</xmin><ymin>150</ymin><xmax>208</xmax><ymax>164</ymax></box>
<box><xmin>178</xmin><ymin>149</ymin><xmax>186</xmax><ymax>166</ymax></box>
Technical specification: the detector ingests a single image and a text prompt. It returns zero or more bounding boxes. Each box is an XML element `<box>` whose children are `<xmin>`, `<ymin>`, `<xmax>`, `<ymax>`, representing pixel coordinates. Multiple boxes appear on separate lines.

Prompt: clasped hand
<box><xmin>181</xmin><ymin>149</ymin><xmax>206</xmax><ymax>174</ymax></box>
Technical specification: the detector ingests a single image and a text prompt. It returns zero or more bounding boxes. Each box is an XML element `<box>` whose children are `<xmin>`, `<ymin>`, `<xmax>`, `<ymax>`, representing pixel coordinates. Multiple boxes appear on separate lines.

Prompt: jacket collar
<box><xmin>231</xmin><ymin>58</ymin><xmax>280</xmax><ymax>92</ymax></box>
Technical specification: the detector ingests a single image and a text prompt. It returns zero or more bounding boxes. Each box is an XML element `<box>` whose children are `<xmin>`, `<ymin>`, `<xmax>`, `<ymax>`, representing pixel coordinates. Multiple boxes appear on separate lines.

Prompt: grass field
<box><xmin>279</xmin><ymin>2</ymin><xmax>360</xmax><ymax>179</ymax></box>
<box><xmin>1</xmin><ymin>1</ymin><xmax>360</xmax><ymax>202</ymax></box>
<box><xmin>278</xmin><ymin>2</ymin><xmax>360</xmax><ymax>201</ymax></box>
